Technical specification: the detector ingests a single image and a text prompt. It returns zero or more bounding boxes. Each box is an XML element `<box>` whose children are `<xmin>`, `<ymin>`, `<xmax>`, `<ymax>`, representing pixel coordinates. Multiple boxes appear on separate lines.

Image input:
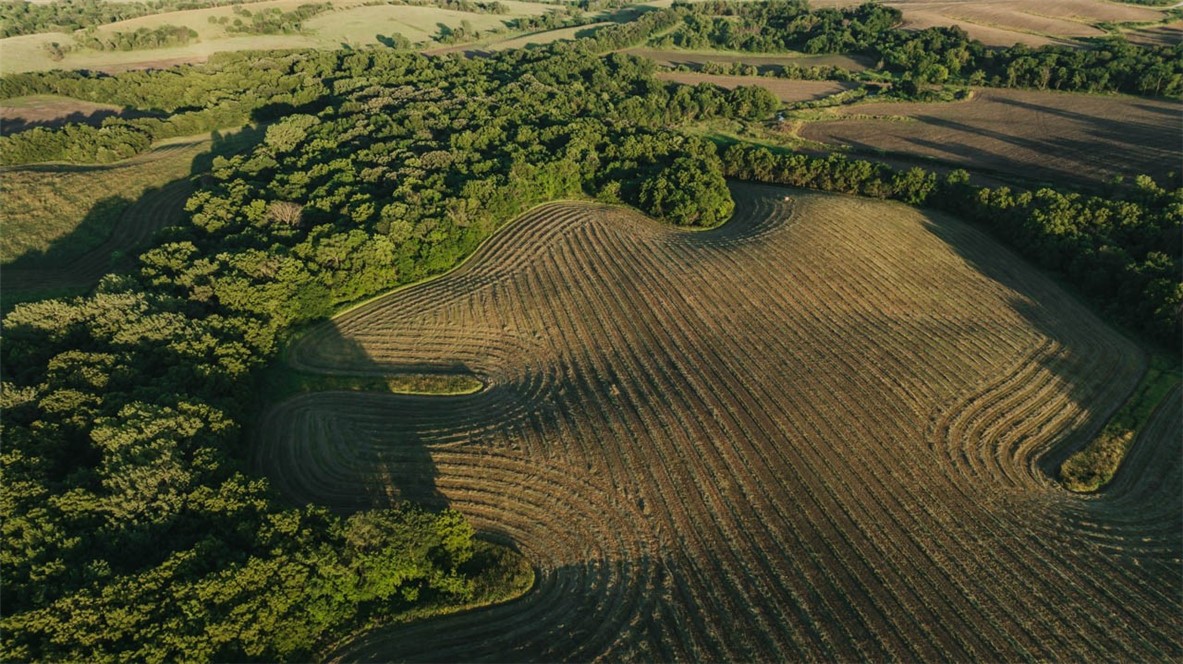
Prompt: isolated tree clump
<box><xmin>639</xmin><ymin>155</ymin><xmax>734</xmax><ymax>227</ymax></box>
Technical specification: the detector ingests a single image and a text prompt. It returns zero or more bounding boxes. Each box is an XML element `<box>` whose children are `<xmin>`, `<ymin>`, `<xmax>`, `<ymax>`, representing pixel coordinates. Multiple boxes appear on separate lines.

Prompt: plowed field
<box><xmin>257</xmin><ymin>184</ymin><xmax>1180</xmax><ymax>661</ymax></box>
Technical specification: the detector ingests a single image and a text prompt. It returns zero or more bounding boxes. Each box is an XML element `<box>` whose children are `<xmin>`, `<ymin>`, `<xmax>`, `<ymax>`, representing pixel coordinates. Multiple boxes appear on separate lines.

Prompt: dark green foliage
<box><xmin>639</xmin><ymin>155</ymin><xmax>734</xmax><ymax>227</ymax></box>
<box><xmin>70</xmin><ymin>24</ymin><xmax>198</xmax><ymax>52</ymax></box>
<box><xmin>224</xmin><ymin>3</ymin><xmax>330</xmax><ymax>35</ymax></box>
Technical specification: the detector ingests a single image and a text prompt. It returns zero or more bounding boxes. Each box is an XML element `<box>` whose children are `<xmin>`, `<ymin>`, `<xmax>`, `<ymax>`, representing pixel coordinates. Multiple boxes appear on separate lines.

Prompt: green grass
<box><xmin>1060</xmin><ymin>356</ymin><xmax>1182</xmax><ymax>492</ymax></box>
<box><xmin>263</xmin><ymin>364</ymin><xmax>484</xmax><ymax>402</ymax></box>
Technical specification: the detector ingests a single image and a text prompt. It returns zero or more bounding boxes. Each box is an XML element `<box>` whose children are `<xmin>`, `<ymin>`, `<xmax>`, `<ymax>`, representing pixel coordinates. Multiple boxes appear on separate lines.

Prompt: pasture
<box><xmin>257</xmin><ymin>183</ymin><xmax>1179</xmax><ymax>661</ymax></box>
<box><xmin>0</xmin><ymin>94</ymin><xmax>125</xmax><ymax>134</ymax></box>
<box><xmin>795</xmin><ymin>88</ymin><xmax>1180</xmax><ymax>187</ymax></box>
<box><xmin>810</xmin><ymin>0</ymin><xmax>1168</xmax><ymax>46</ymax></box>
<box><xmin>0</xmin><ymin>0</ymin><xmax>551</xmax><ymax>74</ymax></box>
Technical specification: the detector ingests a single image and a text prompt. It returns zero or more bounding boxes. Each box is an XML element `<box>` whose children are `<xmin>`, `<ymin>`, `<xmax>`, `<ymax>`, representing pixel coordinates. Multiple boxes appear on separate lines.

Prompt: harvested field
<box><xmin>627</xmin><ymin>47</ymin><xmax>871</xmax><ymax>73</ymax></box>
<box><xmin>810</xmin><ymin>0</ymin><xmax>1167</xmax><ymax>46</ymax></box>
<box><xmin>0</xmin><ymin>136</ymin><xmax>209</xmax><ymax>299</ymax></box>
<box><xmin>796</xmin><ymin>88</ymin><xmax>1181</xmax><ymax>187</ymax></box>
<box><xmin>658</xmin><ymin>72</ymin><xmax>855</xmax><ymax>102</ymax></box>
<box><xmin>258</xmin><ymin>183</ymin><xmax>1180</xmax><ymax>661</ymax></box>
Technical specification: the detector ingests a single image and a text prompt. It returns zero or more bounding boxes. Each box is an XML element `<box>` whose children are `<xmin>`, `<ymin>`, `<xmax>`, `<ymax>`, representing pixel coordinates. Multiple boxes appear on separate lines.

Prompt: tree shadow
<box><xmin>0</xmin><ymin>126</ymin><xmax>264</xmax><ymax>310</ymax></box>
<box><xmin>0</xmin><ymin>106</ymin><xmax>164</xmax><ymax>136</ymax></box>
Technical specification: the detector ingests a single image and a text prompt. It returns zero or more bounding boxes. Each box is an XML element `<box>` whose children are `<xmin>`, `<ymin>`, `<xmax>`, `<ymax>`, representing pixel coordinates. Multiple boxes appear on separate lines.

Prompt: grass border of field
<box><xmin>1059</xmin><ymin>355</ymin><xmax>1182</xmax><ymax>493</ymax></box>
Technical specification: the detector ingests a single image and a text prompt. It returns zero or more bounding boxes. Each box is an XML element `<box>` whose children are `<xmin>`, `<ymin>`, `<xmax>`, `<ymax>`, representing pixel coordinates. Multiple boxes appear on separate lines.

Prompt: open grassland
<box><xmin>811</xmin><ymin>0</ymin><xmax>1168</xmax><ymax>46</ymax></box>
<box><xmin>627</xmin><ymin>47</ymin><xmax>871</xmax><ymax>73</ymax></box>
<box><xmin>795</xmin><ymin>88</ymin><xmax>1181</xmax><ymax>188</ymax></box>
<box><xmin>656</xmin><ymin>72</ymin><xmax>855</xmax><ymax>102</ymax></box>
<box><xmin>257</xmin><ymin>183</ymin><xmax>1180</xmax><ymax>661</ymax></box>
<box><xmin>0</xmin><ymin>0</ymin><xmax>550</xmax><ymax>74</ymax></box>
<box><xmin>0</xmin><ymin>134</ymin><xmax>216</xmax><ymax>301</ymax></box>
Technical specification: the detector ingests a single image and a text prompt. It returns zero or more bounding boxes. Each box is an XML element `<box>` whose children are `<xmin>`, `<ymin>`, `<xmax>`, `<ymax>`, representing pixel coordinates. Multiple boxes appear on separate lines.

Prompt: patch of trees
<box><xmin>42</xmin><ymin>25</ymin><xmax>198</xmax><ymax>61</ymax></box>
<box><xmin>0</xmin><ymin>0</ymin><xmax>266</xmax><ymax>38</ymax></box>
<box><xmin>510</xmin><ymin>6</ymin><xmax>585</xmax><ymax>33</ymax></box>
<box><xmin>0</xmin><ymin>52</ymin><xmax>333</xmax><ymax>165</ymax></box>
<box><xmin>655</xmin><ymin>1</ymin><xmax>1183</xmax><ymax>97</ymax></box>
<box><xmin>0</xmin><ymin>47</ymin><xmax>760</xmax><ymax>661</ymax></box>
<box><xmin>722</xmin><ymin>144</ymin><xmax>1182</xmax><ymax>345</ymax></box>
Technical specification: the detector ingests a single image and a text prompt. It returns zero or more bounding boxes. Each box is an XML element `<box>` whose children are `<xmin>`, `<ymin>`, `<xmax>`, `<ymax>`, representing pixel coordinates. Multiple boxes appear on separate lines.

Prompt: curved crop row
<box><xmin>257</xmin><ymin>183</ymin><xmax>1180</xmax><ymax>661</ymax></box>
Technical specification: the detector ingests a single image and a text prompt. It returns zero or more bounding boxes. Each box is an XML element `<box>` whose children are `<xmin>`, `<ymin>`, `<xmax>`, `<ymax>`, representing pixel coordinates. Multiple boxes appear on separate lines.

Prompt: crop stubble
<box><xmin>256</xmin><ymin>184</ymin><xmax>1180</xmax><ymax>661</ymax></box>
<box><xmin>796</xmin><ymin>88</ymin><xmax>1180</xmax><ymax>187</ymax></box>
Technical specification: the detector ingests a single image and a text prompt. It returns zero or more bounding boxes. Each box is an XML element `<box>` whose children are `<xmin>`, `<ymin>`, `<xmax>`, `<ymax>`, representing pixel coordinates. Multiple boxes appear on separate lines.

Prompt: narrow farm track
<box><xmin>0</xmin><ymin>176</ymin><xmax>193</xmax><ymax>294</ymax></box>
<box><xmin>255</xmin><ymin>183</ymin><xmax>1182</xmax><ymax>662</ymax></box>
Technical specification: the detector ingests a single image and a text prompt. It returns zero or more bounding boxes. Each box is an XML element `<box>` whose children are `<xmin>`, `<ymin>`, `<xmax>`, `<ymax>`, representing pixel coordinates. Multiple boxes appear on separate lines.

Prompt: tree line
<box><xmin>0</xmin><ymin>0</ymin><xmax>268</xmax><ymax>38</ymax></box>
<box><xmin>721</xmin><ymin>144</ymin><xmax>1182</xmax><ymax>345</ymax></box>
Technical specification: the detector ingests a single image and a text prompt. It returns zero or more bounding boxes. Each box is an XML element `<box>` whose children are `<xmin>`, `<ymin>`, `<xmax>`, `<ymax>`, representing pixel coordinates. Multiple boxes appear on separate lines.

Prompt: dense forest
<box><xmin>1</xmin><ymin>2</ymin><xmax>1180</xmax><ymax>661</ymax></box>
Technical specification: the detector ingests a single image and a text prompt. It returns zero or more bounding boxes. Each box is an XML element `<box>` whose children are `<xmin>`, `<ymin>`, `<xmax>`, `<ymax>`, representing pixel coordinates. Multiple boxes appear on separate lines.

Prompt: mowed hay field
<box><xmin>810</xmin><ymin>0</ymin><xmax>1167</xmax><ymax>46</ymax></box>
<box><xmin>257</xmin><ymin>183</ymin><xmax>1181</xmax><ymax>661</ymax></box>
<box><xmin>0</xmin><ymin>136</ymin><xmax>208</xmax><ymax>299</ymax></box>
<box><xmin>657</xmin><ymin>72</ymin><xmax>855</xmax><ymax>103</ymax></box>
<box><xmin>796</xmin><ymin>88</ymin><xmax>1181</xmax><ymax>187</ymax></box>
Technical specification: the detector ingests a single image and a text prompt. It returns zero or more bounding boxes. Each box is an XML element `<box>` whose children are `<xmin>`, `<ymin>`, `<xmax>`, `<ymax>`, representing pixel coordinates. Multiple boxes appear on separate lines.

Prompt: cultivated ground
<box><xmin>794</xmin><ymin>87</ymin><xmax>1181</xmax><ymax>187</ymax></box>
<box><xmin>256</xmin><ymin>183</ymin><xmax>1180</xmax><ymax>661</ymax></box>
<box><xmin>810</xmin><ymin>0</ymin><xmax>1170</xmax><ymax>46</ymax></box>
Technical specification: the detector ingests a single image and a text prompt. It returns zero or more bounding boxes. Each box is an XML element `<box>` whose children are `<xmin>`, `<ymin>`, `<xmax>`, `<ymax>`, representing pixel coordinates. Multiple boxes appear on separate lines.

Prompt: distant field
<box><xmin>657</xmin><ymin>72</ymin><xmax>855</xmax><ymax>103</ymax></box>
<box><xmin>811</xmin><ymin>0</ymin><xmax>1168</xmax><ymax>46</ymax></box>
<box><xmin>0</xmin><ymin>134</ymin><xmax>222</xmax><ymax>300</ymax></box>
<box><xmin>1124</xmin><ymin>19</ymin><xmax>1183</xmax><ymax>46</ymax></box>
<box><xmin>259</xmin><ymin>183</ymin><xmax>1177</xmax><ymax>661</ymax></box>
<box><xmin>796</xmin><ymin>88</ymin><xmax>1180</xmax><ymax>187</ymax></box>
<box><xmin>628</xmin><ymin>47</ymin><xmax>871</xmax><ymax>73</ymax></box>
<box><xmin>0</xmin><ymin>0</ymin><xmax>551</xmax><ymax>74</ymax></box>
<box><xmin>0</xmin><ymin>94</ymin><xmax>128</xmax><ymax>134</ymax></box>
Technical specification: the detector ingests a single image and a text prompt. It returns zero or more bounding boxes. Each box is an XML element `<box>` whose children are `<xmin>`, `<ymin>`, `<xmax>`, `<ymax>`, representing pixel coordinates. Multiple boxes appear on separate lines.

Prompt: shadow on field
<box><xmin>916</xmin><ymin>208</ymin><xmax>1143</xmax><ymax>482</ymax></box>
<box><xmin>0</xmin><ymin>125</ymin><xmax>265</xmax><ymax>310</ymax></box>
<box><xmin>0</xmin><ymin>106</ymin><xmax>163</xmax><ymax>136</ymax></box>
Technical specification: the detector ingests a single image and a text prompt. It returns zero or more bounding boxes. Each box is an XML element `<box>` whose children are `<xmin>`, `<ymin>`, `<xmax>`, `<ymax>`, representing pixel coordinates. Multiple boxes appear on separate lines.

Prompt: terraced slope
<box><xmin>257</xmin><ymin>183</ymin><xmax>1180</xmax><ymax>661</ymax></box>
